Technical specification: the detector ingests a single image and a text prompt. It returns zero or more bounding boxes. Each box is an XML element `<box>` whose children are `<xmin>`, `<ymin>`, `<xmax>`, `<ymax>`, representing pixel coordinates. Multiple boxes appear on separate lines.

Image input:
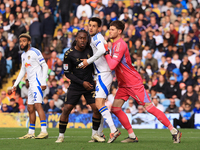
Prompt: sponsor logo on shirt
<box><xmin>63</xmin><ymin>64</ymin><xmax>68</xmax><ymax>70</ymax></box>
<box><xmin>25</xmin><ymin>63</ymin><xmax>31</xmax><ymax>68</ymax></box>
<box><xmin>113</xmin><ymin>55</ymin><xmax>118</xmax><ymax>58</ymax></box>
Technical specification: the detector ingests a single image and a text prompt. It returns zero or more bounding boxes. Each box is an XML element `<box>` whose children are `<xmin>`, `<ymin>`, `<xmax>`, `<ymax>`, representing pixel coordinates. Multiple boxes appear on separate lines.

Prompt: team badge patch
<box><xmin>63</xmin><ymin>64</ymin><xmax>68</xmax><ymax>70</ymax></box>
<box><xmin>28</xmin><ymin>56</ymin><xmax>30</xmax><ymax>59</ymax></box>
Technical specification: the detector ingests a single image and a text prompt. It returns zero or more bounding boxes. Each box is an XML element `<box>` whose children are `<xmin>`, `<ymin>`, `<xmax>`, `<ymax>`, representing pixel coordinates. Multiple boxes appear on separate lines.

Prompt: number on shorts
<box><xmin>91</xmin><ymin>91</ymin><xmax>95</xmax><ymax>98</ymax></box>
<box><xmin>34</xmin><ymin>92</ymin><xmax>37</xmax><ymax>98</ymax></box>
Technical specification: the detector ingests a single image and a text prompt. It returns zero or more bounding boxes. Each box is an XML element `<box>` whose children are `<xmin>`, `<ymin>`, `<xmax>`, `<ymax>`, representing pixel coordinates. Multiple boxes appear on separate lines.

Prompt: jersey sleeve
<box><xmin>87</xmin><ymin>35</ymin><xmax>106</xmax><ymax>65</ymax></box>
<box><xmin>63</xmin><ymin>52</ymin><xmax>84</xmax><ymax>85</ymax></box>
<box><xmin>112</xmin><ymin>41</ymin><xmax>126</xmax><ymax>62</ymax></box>
<box><xmin>35</xmin><ymin>50</ymin><xmax>45</xmax><ymax>65</ymax></box>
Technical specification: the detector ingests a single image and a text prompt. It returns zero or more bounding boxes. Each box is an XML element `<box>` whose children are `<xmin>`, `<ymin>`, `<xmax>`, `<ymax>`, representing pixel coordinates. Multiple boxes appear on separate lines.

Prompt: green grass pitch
<box><xmin>0</xmin><ymin>128</ymin><xmax>200</xmax><ymax>150</ymax></box>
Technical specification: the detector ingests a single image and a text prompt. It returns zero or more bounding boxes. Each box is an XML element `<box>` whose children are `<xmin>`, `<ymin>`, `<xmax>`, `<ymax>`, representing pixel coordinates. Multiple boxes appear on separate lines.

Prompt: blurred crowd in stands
<box><xmin>0</xmin><ymin>0</ymin><xmax>200</xmax><ymax>128</ymax></box>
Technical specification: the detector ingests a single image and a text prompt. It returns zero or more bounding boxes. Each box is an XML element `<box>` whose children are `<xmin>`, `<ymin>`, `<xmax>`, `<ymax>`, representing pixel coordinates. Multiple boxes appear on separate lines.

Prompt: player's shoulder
<box><xmin>29</xmin><ymin>47</ymin><xmax>42</xmax><ymax>56</ymax></box>
<box><xmin>92</xmin><ymin>33</ymin><xmax>104</xmax><ymax>42</ymax></box>
<box><xmin>64</xmin><ymin>48</ymin><xmax>74</xmax><ymax>58</ymax></box>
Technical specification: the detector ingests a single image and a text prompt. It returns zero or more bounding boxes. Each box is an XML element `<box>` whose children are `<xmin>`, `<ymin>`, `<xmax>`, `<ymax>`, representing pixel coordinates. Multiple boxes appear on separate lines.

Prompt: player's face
<box><xmin>19</xmin><ymin>37</ymin><xmax>30</xmax><ymax>51</ymax></box>
<box><xmin>76</xmin><ymin>32</ymin><xmax>88</xmax><ymax>50</ymax></box>
<box><xmin>89</xmin><ymin>21</ymin><xmax>99</xmax><ymax>36</ymax></box>
<box><xmin>109</xmin><ymin>26</ymin><xmax>121</xmax><ymax>39</ymax></box>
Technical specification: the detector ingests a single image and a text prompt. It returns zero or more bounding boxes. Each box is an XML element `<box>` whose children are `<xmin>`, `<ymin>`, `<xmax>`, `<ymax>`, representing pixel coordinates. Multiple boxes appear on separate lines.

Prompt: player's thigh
<box><xmin>83</xmin><ymin>89</ymin><xmax>95</xmax><ymax>105</ymax></box>
<box><xmin>113</xmin><ymin>87</ymin><xmax>129</xmax><ymax>107</ymax></box>
<box><xmin>95</xmin><ymin>73</ymin><xmax>113</xmax><ymax>99</ymax></box>
<box><xmin>127</xmin><ymin>86</ymin><xmax>151</xmax><ymax>106</ymax></box>
<box><xmin>64</xmin><ymin>89</ymin><xmax>82</xmax><ymax>105</ymax></box>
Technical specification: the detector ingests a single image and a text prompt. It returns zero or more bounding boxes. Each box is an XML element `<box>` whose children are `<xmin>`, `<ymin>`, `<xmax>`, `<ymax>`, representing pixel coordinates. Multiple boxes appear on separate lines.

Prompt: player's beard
<box><xmin>20</xmin><ymin>43</ymin><xmax>29</xmax><ymax>51</ymax></box>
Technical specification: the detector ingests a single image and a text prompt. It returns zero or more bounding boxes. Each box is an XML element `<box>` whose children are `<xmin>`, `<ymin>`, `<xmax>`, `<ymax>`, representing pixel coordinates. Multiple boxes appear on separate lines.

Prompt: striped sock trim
<box><xmin>99</xmin><ymin>106</ymin><xmax>108</xmax><ymax>113</ymax></box>
<box><xmin>29</xmin><ymin>124</ymin><xmax>35</xmax><ymax>130</ymax></box>
<box><xmin>40</xmin><ymin>120</ymin><xmax>46</xmax><ymax>126</ymax></box>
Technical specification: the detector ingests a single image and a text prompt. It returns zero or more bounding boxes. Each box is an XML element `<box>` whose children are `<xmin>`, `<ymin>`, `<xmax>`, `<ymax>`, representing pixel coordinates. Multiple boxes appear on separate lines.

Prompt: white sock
<box><xmin>92</xmin><ymin>129</ymin><xmax>98</xmax><ymax>136</ymax></box>
<box><xmin>98</xmin><ymin>116</ymin><xmax>104</xmax><ymax>136</ymax></box>
<box><xmin>28</xmin><ymin>124</ymin><xmax>35</xmax><ymax>134</ymax></box>
<box><xmin>99</xmin><ymin>106</ymin><xmax>117</xmax><ymax>133</ymax></box>
<box><xmin>170</xmin><ymin>128</ymin><xmax>178</xmax><ymax>135</ymax></box>
<box><xmin>40</xmin><ymin>120</ymin><xmax>47</xmax><ymax>133</ymax></box>
<box><xmin>28</xmin><ymin>129</ymin><xmax>35</xmax><ymax>134</ymax></box>
<box><xmin>59</xmin><ymin>133</ymin><xmax>64</xmax><ymax>138</ymax></box>
<box><xmin>129</xmin><ymin>132</ymin><xmax>136</xmax><ymax>138</ymax></box>
<box><xmin>41</xmin><ymin>126</ymin><xmax>47</xmax><ymax>133</ymax></box>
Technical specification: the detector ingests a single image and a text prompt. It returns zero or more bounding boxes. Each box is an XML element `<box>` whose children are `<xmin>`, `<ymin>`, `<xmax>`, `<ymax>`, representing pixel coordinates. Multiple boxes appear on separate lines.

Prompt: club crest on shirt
<box><xmin>28</xmin><ymin>56</ymin><xmax>30</xmax><ymax>59</ymax></box>
<box><xmin>63</xmin><ymin>64</ymin><xmax>68</xmax><ymax>70</ymax></box>
<box><xmin>87</xmin><ymin>54</ymin><xmax>90</xmax><ymax>58</ymax></box>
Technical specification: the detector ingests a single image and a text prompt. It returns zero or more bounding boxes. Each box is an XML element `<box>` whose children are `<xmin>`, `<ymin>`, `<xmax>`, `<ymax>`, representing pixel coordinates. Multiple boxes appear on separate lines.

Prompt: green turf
<box><xmin>0</xmin><ymin>128</ymin><xmax>199</xmax><ymax>150</ymax></box>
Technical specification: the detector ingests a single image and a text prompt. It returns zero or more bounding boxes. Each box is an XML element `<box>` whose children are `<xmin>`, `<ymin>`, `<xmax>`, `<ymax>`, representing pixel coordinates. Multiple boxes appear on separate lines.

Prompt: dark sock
<box><xmin>92</xmin><ymin>117</ymin><xmax>101</xmax><ymax>130</ymax></box>
<box><xmin>59</xmin><ymin>120</ymin><xmax>68</xmax><ymax>133</ymax></box>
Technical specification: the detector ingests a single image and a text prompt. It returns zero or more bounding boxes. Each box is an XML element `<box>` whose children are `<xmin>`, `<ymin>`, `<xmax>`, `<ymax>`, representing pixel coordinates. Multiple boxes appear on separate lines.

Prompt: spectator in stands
<box><xmin>54</xmin><ymin>59</ymin><xmax>63</xmax><ymax>80</ymax></box>
<box><xmin>137</xmin><ymin>105</ymin><xmax>146</xmax><ymax>114</ymax></box>
<box><xmin>0</xmin><ymin>103</ymin><xmax>12</xmax><ymax>113</ymax></box>
<box><xmin>10</xmin><ymin>19</ymin><xmax>26</xmax><ymax>38</ymax></box>
<box><xmin>152</xmin><ymin>95</ymin><xmax>164</xmax><ymax>112</ymax></box>
<box><xmin>145</xmin><ymin>52</ymin><xmax>158</xmax><ymax>72</ymax></box>
<box><xmin>6</xmin><ymin>87</ymin><xmax>15</xmax><ymax>100</ymax></box>
<box><xmin>5</xmin><ymin>41</ymin><xmax>18</xmax><ymax>75</ymax></box>
<box><xmin>63</xmin><ymin>81</ymin><xmax>70</xmax><ymax>93</ymax></box>
<box><xmin>165</xmin><ymin>76</ymin><xmax>180</xmax><ymax>99</ymax></box>
<box><xmin>56</xmin><ymin>29</ymin><xmax>67</xmax><ymax>49</ymax></box>
<box><xmin>166</xmin><ymin>56</ymin><xmax>177</xmax><ymax>73</ymax></box>
<box><xmin>119</xmin><ymin>7</ymin><xmax>132</xmax><ymax>22</ymax></box>
<box><xmin>52</xmin><ymin>93</ymin><xmax>63</xmax><ymax>110</ymax></box>
<box><xmin>172</xmin><ymin>53</ymin><xmax>181</xmax><ymax>69</ymax></box>
<box><xmin>56</xmin><ymin>85</ymin><xmax>65</xmax><ymax>101</ymax></box>
<box><xmin>165</xmin><ymin>98</ymin><xmax>179</xmax><ymax>113</ymax></box>
<box><xmin>146</xmin><ymin>31</ymin><xmax>156</xmax><ymax>51</ymax></box>
<box><xmin>181</xmin><ymin>85</ymin><xmax>198</xmax><ymax>109</ymax></box>
<box><xmin>169</xmin><ymin>23</ymin><xmax>179</xmax><ymax>44</ymax></box>
<box><xmin>193</xmin><ymin>101</ymin><xmax>200</xmax><ymax>113</ymax></box>
<box><xmin>21</xmin><ymin>1</ymin><xmax>29</xmax><ymax>13</ymax></box>
<box><xmin>76</xmin><ymin>0</ymin><xmax>92</xmax><ymax>19</ymax></box>
<box><xmin>173</xmin><ymin>103</ymin><xmax>194</xmax><ymax>128</ymax></box>
<box><xmin>48</xmin><ymin>100</ymin><xmax>60</xmax><ymax>114</ymax></box>
<box><xmin>50</xmin><ymin>37</ymin><xmax>63</xmax><ymax>54</ymax></box>
<box><xmin>0</xmin><ymin>91</ymin><xmax>10</xmax><ymax>105</ymax></box>
<box><xmin>10</xmin><ymin>98</ymin><xmax>19</xmax><ymax>113</ymax></box>
<box><xmin>155</xmin><ymin>74</ymin><xmax>167</xmax><ymax>95</ymax></box>
<box><xmin>47</xmin><ymin>51</ymin><xmax>60</xmax><ymax>70</ymax></box>
<box><xmin>21</xmin><ymin>79</ymin><xmax>29</xmax><ymax>99</ymax></box>
<box><xmin>181</xmin><ymin>71</ymin><xmax>193</xmax><ymax>87</ymax></box>
<box><xmin>179</xmin><ymin>55</ymin><xmax>192</xmax><ymax>74</ymax></box>
<box><xmin>126</xmin><ymin>99</ymin><xmax>138</xmax><ymax>115</ymax></box>
<box><xmin>0</xmin><ymin>51</ymin><xmax>6</xmax><ymax>89</ymax></box>
<box><xmin>172</xmin><ymin>68</ymin><xmax>183</xmax><ymax>83</ymax></box>
<box><xmin>41</xmin><ymin>12</ymin><xmax>55</xmax><ymax>49</ymax></box>
<box><xmin>15</xmin><ymin>92</ymin><xmax>24</xmax><ymax>107</ymax></box>
<box><xmin>29</xmin><ymin>17</ymin><xmax>42</xmax><ymax>51</ymax></box>
<box><xmin>43</xmin><ymin>96</ymin><xmax>50</xmax><ymax>113</ymax></box>
<box><xmin>48</xmin><ymin>78</ymin><xmax>58</xmax><ymax>99</ymax></box>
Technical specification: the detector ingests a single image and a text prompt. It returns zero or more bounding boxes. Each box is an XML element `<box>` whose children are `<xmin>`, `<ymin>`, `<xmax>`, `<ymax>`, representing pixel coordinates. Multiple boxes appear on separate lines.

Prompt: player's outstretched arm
<box><xmin>12</xmin><ymin>65</ymin><xmax>26</xmax><ymax>91</ymax></box>
<box><xmin>79</xmin><ymin>40</ymin><xmax>106</xmax><ymax>69</ymax></box>
<box><xmin>104</xmin><ymin>54</ymin><xmax>119</xmax><ymax>70</ymax></box>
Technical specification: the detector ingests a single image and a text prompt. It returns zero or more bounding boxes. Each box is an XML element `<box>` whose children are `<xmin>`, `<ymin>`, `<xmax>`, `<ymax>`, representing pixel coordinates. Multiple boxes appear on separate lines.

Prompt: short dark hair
<box><xmin>89</xmin><ymin>17</ymin><xmax>102</xmax><ymax>27</ymax></box>
<box><xmin>110</xmin><ymin>20</ymin><xmax>125</xmax><ymax>33</ymax></box>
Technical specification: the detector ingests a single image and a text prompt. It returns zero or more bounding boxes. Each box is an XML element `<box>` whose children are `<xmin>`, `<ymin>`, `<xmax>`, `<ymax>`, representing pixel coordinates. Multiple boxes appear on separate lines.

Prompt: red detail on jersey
<box><xmin>111</xmin><ymin>38</ymin><xmax>143</xmax><ymax>87</ymax></box>
<box><xmin>25</xmin><ymin>63</ymin><xmax>31</xmax><ymax>68</ymax></box>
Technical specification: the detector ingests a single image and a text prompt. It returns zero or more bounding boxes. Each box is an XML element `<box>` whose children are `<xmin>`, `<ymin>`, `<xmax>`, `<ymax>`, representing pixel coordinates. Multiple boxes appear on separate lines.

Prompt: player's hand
<box><xmin>12</xmin><ymin>86</ymin><xmax>16</xmax><ymax>93</ymax></box>
<box><xmin>83</xmin><ymin>81</ymin><xmax>93</xmax><ymax>91</ymax></box>
<box><xmin>182</xmin><ymin>118</ymin><xmax>187</xmax><ymax>123</ymax></box>
<box><xmin>79</xmin><ymin>59</ymin><xmax>88</xmax><ymax>69</ymax></box>
<box><xmin>41</xmin><ymin>85</ymin><xmax>46</xmax><ymax>91</ymax></box>
<box><xmin>104</xmin><ymin>40</ymin><xmax>110</xmax><ymax>56</ymax></box>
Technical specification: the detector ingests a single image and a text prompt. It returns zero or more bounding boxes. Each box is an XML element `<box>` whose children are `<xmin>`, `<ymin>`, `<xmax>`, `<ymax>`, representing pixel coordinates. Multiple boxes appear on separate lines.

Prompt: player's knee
<box><xmin>34</xmin><ymin>103</ymin><xmax>42</xmax><ymax>111</ymax></box>
<box><xmin>63</xmin><ymin>106</ymin><xmax>72</xmax><ymax>115</ymax></box>
<box><xmin>28</xmin><ymin>105</ymin><xmax>35</xmax><ymax>113</ymax></box>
